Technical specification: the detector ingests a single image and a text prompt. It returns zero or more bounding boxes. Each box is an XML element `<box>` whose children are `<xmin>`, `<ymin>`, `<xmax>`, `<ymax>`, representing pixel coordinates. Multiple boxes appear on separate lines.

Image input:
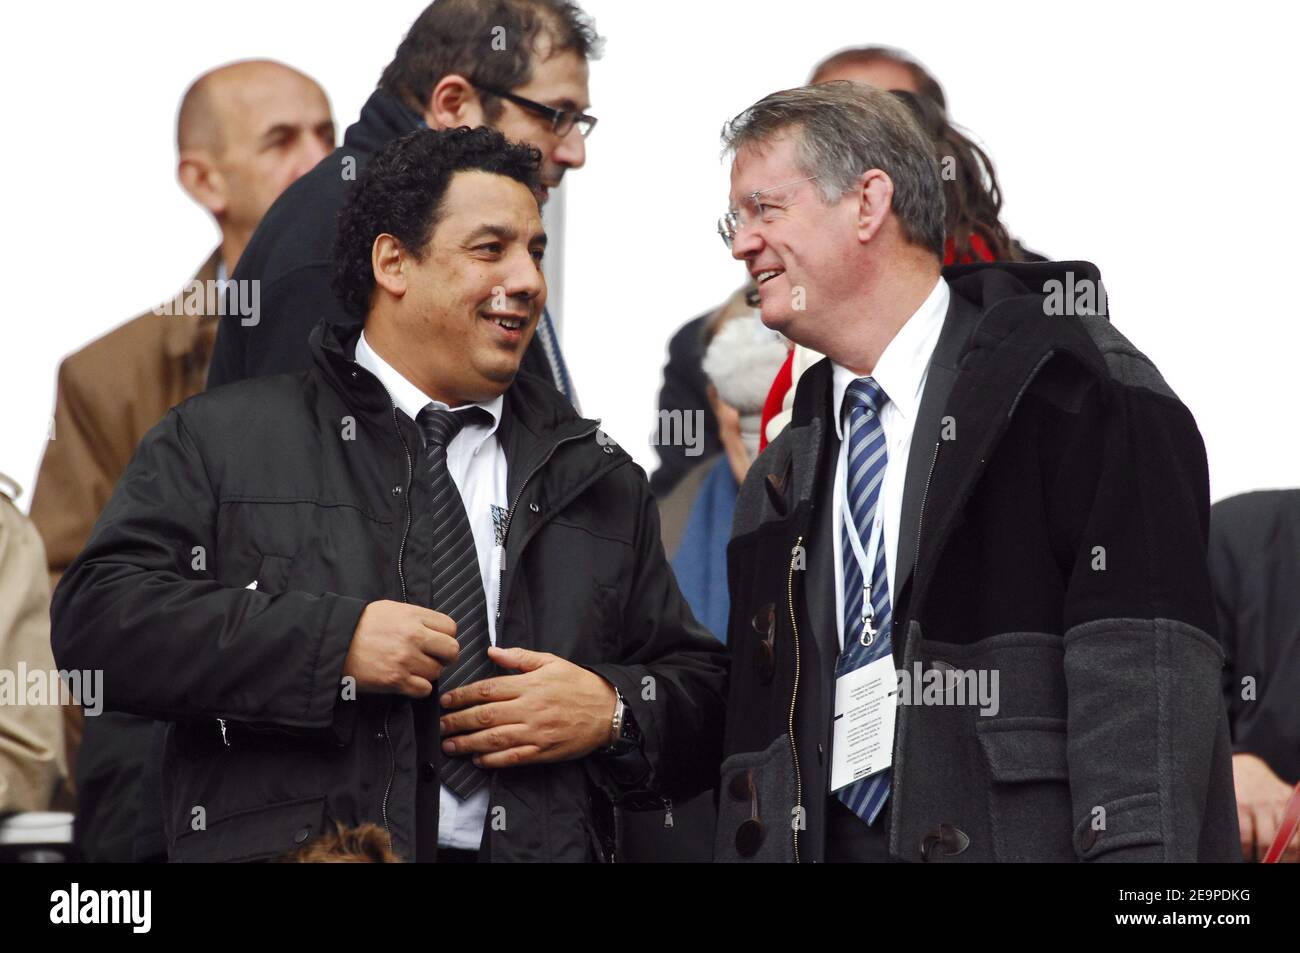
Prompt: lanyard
<box><xmin>841</xmin><ymin>463</ymin><xmax>885</xmax><ymax>648</ymax></box>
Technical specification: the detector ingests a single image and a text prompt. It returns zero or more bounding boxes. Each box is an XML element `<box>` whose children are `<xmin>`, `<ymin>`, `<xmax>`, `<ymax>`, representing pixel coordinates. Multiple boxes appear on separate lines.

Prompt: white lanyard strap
<box><xmin>842</xmin><ymin>467</ymin><xmax>885</xmax><ymax>647</ymax></box>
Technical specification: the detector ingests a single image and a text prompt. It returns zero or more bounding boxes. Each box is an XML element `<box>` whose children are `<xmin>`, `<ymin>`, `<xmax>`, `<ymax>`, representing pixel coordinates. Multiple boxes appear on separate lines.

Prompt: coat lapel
<box><xmin>783</xmin><ymin>359</ymin><xmax>842</xmax><ymax>663</ymax></box>
<box><xmin>893</xmin><ymin>290</ymin><xmax>982</xmax><ymax>610</ymax></box>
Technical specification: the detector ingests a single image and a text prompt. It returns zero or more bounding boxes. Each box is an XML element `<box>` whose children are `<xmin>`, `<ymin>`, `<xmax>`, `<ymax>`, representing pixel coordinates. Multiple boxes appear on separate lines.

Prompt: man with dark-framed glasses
<box><xmin>207</xmin><ymin>0</ymin><xmax>599</xmax><ymax>406</ymax></box>
<box><xmin>473</xmin><ymin>83</ymin><xmax>597</xmax><ymax>141</ymax></box>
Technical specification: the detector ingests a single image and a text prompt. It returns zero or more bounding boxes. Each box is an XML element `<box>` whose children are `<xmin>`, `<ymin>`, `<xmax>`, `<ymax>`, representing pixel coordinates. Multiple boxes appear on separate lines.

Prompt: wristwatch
<box><xmin>603</xmin><ymin>687</ymin><xmax>643</xmax><ymax>756</ymax></box>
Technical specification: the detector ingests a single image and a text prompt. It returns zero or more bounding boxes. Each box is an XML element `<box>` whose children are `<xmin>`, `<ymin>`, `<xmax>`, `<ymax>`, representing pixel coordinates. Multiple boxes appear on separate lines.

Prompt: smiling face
<box><xmin>374</xmin><ymin>170</ymin><xmax>547</xmax><ymax>406</ymax></box>
<box><xmin>728</xmin><ymin>132</ymin><xmax>860</xmax><ymax>348</ymax></box>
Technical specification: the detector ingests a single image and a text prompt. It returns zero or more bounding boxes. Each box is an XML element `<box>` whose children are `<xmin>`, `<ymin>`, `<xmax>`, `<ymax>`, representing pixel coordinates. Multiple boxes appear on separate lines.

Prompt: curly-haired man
<box><xmin>52</xmin><ymin>127</ymin><xmax>726</xmax><ymax>863</ymax></box>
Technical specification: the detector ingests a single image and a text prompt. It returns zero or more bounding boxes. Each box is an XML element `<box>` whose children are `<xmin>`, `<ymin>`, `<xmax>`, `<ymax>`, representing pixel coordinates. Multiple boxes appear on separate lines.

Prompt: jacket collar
<box><xmin>905</xmin><ymin>261</ymin><xmax>1110</xmax><ymax>617</ymax></box>
<box><xmin>353</xmin><ymin>329</ymin><xmax>504</xmax><ymax>441</ymax></box>
<box><xmin>892</xmin><ymin>287</ymin><xmax>982</xmax><ymax>606</ymax></box>
<box><xmin>830</xmin><ymin>277</ymin><xmax>949</xmax><ymax>440</ymax></box>
<box><xmin>779</xmin><ymin>260</ymin><xmax>1113</xmax><ymax>622</ymax></box>
<box><xmin>343</xmin><ymin>88</ymin><xmax>426</xmax><ymax>156</ymax></box>
<box><xmin>310</xmin><ymin>320</ymin><xmax>624</xmax><ymax>502</ymax></box>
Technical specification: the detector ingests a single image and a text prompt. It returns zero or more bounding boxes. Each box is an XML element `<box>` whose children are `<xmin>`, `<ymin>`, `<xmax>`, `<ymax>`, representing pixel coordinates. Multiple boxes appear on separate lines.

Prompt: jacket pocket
<box><xmin>714</xmin><ymin>733</ymin><xmax>797</xmax><ymax>863</ymax></box>
<box><xmin>976</xmin><ymin>717</ymin><xmax>1074</xmax><ymax>861</ymax></box>
<box><xmin>170</xmin><ymin>795</ymin><xmax>329</xmax><ymax>863</ymax></box>
<box><xmin>976</xmin><ymin>717</ymin><xmax>1068</xmax><ymax>782</ymax></box>
<box><xmin>250</xmin><ymin>552</ymin><xmax>296</xmax><ymax>594</ymax></box>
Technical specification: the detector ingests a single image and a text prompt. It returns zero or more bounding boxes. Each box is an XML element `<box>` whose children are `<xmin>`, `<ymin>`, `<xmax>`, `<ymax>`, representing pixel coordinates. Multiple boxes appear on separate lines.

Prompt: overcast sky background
<box><xmin>2</xmin><ymin>0</ymin><xmax>1297</xmax><ymax>509</ymax></box>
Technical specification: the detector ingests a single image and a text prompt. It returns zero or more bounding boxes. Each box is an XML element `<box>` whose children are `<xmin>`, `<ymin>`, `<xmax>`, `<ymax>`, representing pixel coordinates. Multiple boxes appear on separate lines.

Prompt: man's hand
<box><xmin>342</xmin><ymin>600</ymin><xmax>459</xmax><ymax>698</ymax></box>
<box><xmin>438</xmin><ymin>646</ymin><xmax>617</xmax><ymax>768</ymax></box>
<box><xmin>1233</xmin><ymin>752</ymin><xmax>1299</xmax><ymax>862</ymax></box>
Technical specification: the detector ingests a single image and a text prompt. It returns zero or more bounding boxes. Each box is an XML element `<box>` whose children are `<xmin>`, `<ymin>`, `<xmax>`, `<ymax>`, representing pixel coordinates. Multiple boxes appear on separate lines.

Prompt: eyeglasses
<box><xmin>718</xmin><ymin>175</ymin><xmax>822</xmax><ymax>249</ymax></box>
<box><xmin>475</xmin><ymin>84</ymin><xmax>598</xmax><ymax>139</ymax></box>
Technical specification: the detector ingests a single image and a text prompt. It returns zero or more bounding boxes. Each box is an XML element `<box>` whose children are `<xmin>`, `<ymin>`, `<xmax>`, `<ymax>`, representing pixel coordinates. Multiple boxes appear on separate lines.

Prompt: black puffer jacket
<box><xmin>52</xmin><ymin>321</ymin><xmax>726</xmax><ymax>862</ymax></box>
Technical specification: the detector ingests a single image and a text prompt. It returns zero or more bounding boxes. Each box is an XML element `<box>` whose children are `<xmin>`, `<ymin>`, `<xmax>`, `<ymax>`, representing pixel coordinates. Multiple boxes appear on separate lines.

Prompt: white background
<box><xmin>2</xmin><ymin>0</ymin><xmax>1298</xmax><ymax>509</ymax></box>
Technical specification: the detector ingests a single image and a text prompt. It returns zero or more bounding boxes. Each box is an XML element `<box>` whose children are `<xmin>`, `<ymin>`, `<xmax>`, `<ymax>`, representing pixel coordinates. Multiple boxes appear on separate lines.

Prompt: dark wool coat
<box><xmin>717</xmin><ymin>260</ymin><xmax>1239</xmax><ymax>863</ymax></box>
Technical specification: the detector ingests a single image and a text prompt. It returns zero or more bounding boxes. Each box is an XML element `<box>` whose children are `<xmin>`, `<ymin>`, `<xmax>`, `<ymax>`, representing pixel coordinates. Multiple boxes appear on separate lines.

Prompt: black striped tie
<box><xmin>416</xmin><ymin>405</ymin><xmax>494</xmax><ymax>799</ymax></box>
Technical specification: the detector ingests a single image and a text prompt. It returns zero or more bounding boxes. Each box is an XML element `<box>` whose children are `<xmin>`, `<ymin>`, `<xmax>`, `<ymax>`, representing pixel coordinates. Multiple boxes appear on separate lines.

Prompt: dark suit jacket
<box><xmin>1209</xmin><ymin>490</ymin><xmax>1300</xmax><ymax>785</ymax></box>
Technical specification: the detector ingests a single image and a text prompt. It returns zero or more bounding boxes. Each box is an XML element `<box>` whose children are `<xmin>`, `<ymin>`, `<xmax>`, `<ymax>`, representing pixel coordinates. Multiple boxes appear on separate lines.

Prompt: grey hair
<box><xmin>721</xmin><ymin>81</ymin><xmax>946</xmax><ymax>259</ymax></box>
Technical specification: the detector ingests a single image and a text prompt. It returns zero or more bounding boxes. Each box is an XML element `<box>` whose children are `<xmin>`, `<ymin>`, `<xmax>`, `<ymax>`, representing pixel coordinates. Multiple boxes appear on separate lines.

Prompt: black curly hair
<box><xmin>332</xmin><ymin>126</ymin><xmax>542</xmax><ymax>320</ymax></box>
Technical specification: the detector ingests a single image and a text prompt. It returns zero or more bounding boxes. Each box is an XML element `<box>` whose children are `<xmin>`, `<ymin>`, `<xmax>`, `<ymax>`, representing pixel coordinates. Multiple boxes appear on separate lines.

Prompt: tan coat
<box><xmin>29</xmin><ymin>249</ymin><xmax>222</xmax><ymax>792</ymax></box>
<box><xmin>0</xmin><ymin>472</ymin><xmax>66</xmax><ymax>812</ymax></box>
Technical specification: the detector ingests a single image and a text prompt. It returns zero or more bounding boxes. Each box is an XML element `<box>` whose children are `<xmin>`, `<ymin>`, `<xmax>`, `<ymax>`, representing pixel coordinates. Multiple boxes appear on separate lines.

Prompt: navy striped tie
<box><xmin>835</xmin><ymin>377</ymin><xmax>893</xmax><ymax>825</ymax></box>
<box><xmin>416</xmin><ymin>405</ymin><xmax>493</xmax><ymax>799</ymax></box>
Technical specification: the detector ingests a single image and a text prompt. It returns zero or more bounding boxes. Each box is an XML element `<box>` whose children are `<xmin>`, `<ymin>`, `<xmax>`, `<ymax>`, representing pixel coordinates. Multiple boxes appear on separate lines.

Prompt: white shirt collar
<box><xmin>832</xmin><ymin>277</ymin><xmax>949</xmax><ymax>439</ymax></box>
<box><xmin>354</xmin><ymin>329</ymin><xmax>503</xmax><ymax>437</ymax></box>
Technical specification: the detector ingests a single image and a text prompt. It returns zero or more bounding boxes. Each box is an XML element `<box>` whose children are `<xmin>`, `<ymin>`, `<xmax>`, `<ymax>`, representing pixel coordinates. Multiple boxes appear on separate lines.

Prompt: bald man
<box><xmin>29</xmin><ymin>59</ymin><xmax>333</xmax><ymax>858</ymax></box>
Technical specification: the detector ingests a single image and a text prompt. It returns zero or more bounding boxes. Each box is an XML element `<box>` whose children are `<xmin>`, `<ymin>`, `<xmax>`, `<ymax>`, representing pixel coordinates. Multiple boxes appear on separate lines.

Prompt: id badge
<box><xmin>829</xmin><ymin>655</ymin><xmax>897</xmax><ymax>793</ymax></box>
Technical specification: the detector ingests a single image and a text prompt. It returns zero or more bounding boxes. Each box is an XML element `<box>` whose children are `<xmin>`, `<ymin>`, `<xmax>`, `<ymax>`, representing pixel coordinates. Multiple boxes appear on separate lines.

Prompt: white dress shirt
<box><xmin>831</xmin><ymin>278</ymin><xmax>949</xmax><ymax>651</ymax></box>
<box><xmin>354</xmin><ymin>330</ymin><xmax>506</xmax><ymax>850</ymax></box>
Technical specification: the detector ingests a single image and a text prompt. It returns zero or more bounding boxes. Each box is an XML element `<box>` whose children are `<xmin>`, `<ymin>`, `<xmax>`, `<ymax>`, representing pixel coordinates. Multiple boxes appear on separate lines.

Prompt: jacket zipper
<box><xmin>787</xmin><ymin>534</ymin><xmax>805</xmax><ymax>863</ymax></box>
<box><xmin>381</xmin><ymin>401</ymin><xmax>413</xmax><ymax>850</ymax></box>
<box><xmin>493</xmin><ymin>424</ymin><xmax>600</xmax><ymax>623</ymax></box>
<box><xmin>491</xmin><ymin>423</ymin><xmax>641</xmax><ymax>856</ymax></box>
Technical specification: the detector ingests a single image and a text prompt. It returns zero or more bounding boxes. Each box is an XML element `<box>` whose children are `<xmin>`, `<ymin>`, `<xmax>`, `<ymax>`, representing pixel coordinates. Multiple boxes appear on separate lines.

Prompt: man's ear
<box><xmin>178</xmin><ymin>152</ymin><xmax>227</xmax><ymax>217</ymax></box>
<box><xmin>372</xmin><ymin>234</ymin><xmax>409</xmax><ymax>298</ymax></box>
<box><xmin>425</xmin><ymin>73</ymin><xmax>485</xmax><ymax>130</ymax></box>
<box><xmin>855</xmin><ymin>169</ymin><xmax>894</xmax><ymax>245</ymax></box>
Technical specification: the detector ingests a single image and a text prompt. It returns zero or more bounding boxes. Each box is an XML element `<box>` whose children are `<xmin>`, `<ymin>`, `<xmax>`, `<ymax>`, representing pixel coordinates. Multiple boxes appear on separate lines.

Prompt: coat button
<box><xmin>920</xmin><ymin>823</ymin><xmax>971</xmax><ymax>860</ymax></box>
<box><xmin>735</xmin><ymin>818</ymin><xmax>764</xmax><ymax>857</ymax></box>
<box><xmin>728</xmin><ymin>769</ymin><xmax>754</xmax><ymax>801</ymax></box>
<box><xmin>392</xmin><ymin>485</ymin><xmax>403</xmax><ymax>496</ymax></box>
<box><xmin>374</xmin><ymin>730</ymin><xmax>384</xmax><ymax>741</ymax></box>
<box><xmin>602</xmin><ymin>445</ymin><xmax>614</xmax><ymax>454</ymax></box>
<box><xmin>421</xmin><ymin>761</ymin><xmax>437</xmax><ymax>782</ymax></box>
<box><xmin>294</xmin><ymin>826</ymin><xmax>312</xmax><ymax>844</ymax></box>
<box><xmin>1080</xmin><ymin>827</ymin><xmax>1099</xmax><ymax>851</ymax></box>
<box><xmin>529</xmin><ymin>502</ymin><xmax>540</xmax><ymax>513</ymax></box>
